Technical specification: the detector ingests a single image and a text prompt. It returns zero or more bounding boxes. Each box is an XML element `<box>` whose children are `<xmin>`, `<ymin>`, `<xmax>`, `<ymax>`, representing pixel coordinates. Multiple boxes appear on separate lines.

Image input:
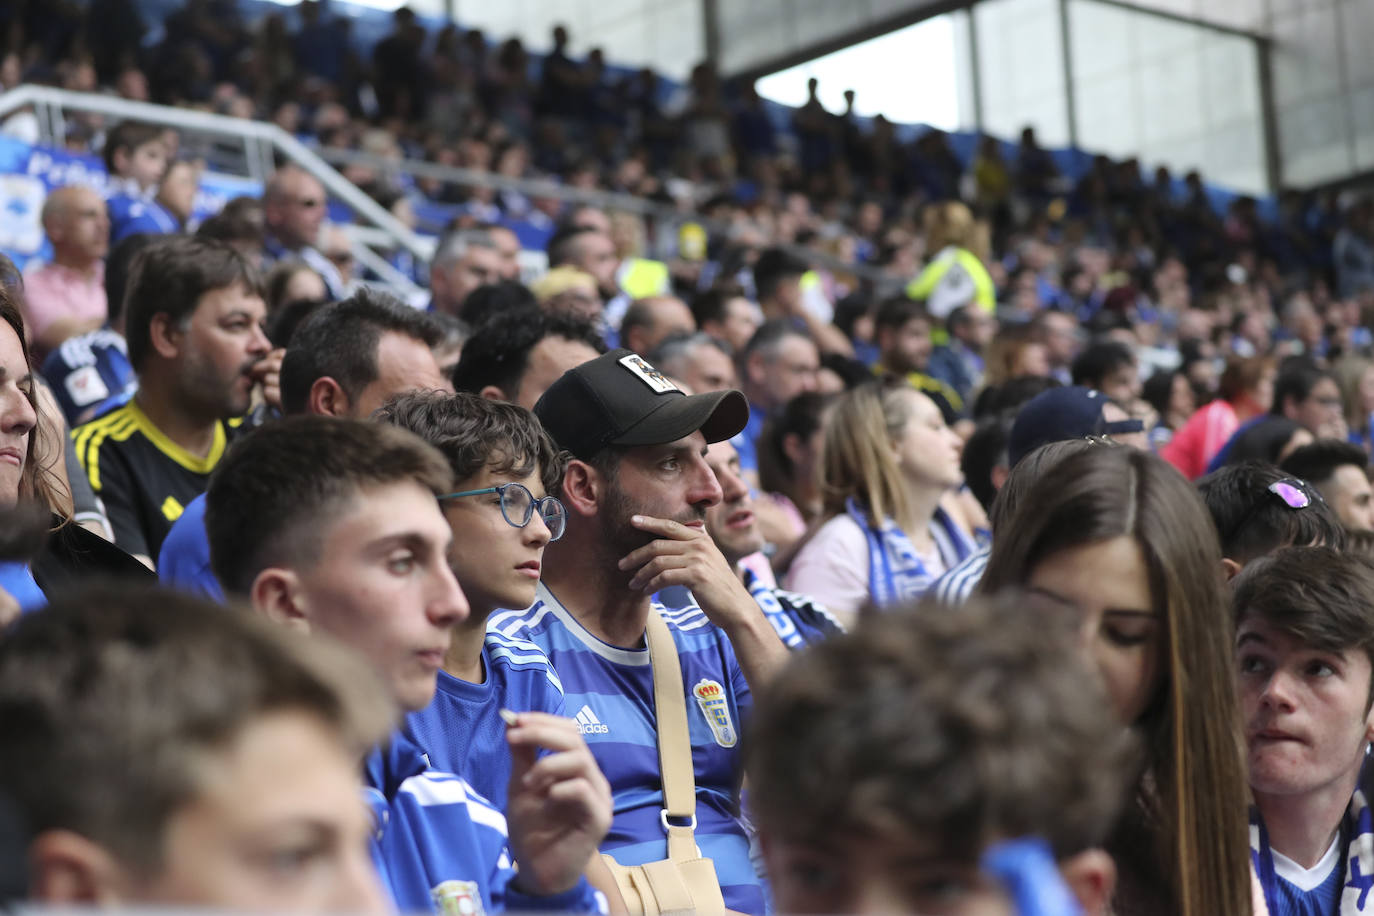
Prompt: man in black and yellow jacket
<box><xmin>72</xmin><ymin>237</ymin><xmax>271</xmax><ymax>567</ymax></box>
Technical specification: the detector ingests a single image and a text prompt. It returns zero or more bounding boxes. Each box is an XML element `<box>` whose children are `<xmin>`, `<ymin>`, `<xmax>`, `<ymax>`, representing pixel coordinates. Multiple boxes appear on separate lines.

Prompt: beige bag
<box><xmin>600</xmin><ymin>608</ymin><xmax>731</xmax><ymax>916</ymax></box>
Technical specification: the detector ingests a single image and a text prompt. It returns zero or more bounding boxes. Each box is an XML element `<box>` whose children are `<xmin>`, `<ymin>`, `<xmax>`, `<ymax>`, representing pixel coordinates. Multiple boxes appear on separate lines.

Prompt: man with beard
<box><xmin>490</xmin><ymin>349</ymin><xmax>788</xmax><ymax>916</ymax></box>
<box><xmin>73</xmin><ymin>237</ymin><xmax>271</xmax><ymax>567</ymax></box>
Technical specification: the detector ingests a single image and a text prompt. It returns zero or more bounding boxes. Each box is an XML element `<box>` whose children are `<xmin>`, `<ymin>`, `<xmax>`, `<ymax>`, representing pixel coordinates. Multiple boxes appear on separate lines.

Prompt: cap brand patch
<box><xmin>619</xmin><ymin>354</ymin><xmax>679</xmax><ymax>394</ymax></box>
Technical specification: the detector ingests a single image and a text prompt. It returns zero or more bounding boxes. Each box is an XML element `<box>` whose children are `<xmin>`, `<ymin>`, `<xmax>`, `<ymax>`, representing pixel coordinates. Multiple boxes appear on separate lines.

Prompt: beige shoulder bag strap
<box><xmin>644</xmin><ymin>606</ymin><xmax>699</xmax><ymax>863</ymax></box>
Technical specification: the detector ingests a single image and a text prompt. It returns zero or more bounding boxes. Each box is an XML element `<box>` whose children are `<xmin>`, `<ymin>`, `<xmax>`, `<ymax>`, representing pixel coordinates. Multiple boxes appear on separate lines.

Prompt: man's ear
<box><xmin>249</xmin><ymin>568</ymin><xmax>311</xmax><ymax>633</ymax></box>
<box><xmin>990</xmin><ymin>462</ymin><xmax>1011</xmax><ymax>493</ymax></box>
<box><xmin>478</xmin><ymin>385</ymin><xmax>509</xmax><ymax>403</ymax></box>
<box><xmin>560</xmin><ymin>460</ymin><xmax>602</xmax><ymax>519</ymax></box>
<box><xmin>1221</xmin><ymin>557</ymin><xmax>1243</xmax><ymax>582</ymax></box>
<box><xmin>307</xmin><ymin>376</ymin><xmax>351</xmax><ymax>418</ymax></box>
<box><xmin>28</xmin><ymin>830</ymin><xmax>133</xmax><ymax>905</ymax></box>
<box><xmin>1058</xmin><ymin>848</ymin><xmax>1116</xmax><ymax>916</ymax></box>
<box><xmin>148</xmin><ymin>313</ymin><xmax>183</xmax><ymax>361</ymax></box>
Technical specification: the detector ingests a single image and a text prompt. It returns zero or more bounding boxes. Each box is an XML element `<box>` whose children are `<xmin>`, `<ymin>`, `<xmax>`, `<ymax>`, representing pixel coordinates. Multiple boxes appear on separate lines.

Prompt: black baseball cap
<box><xmin>533</xmin><ymin>348</ymin><xmax>749</xmax><ymax>460</ymax></box>
<box><xmin>1007</xmin><ymin>386</ymin><xmax>1144</xmax><ymax>466</ymax></box>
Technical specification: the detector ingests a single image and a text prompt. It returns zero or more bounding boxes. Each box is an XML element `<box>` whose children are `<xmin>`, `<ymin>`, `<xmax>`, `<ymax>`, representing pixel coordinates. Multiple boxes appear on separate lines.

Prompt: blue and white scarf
<box><xmin>845</xmin><ymin>497</ymin><xmax>980</xmax><ymax>607</ymax></box>
<box><xmin>1250</xmin><ymin>791</ymin><xmax>1374</xmax><ymax>914</ymax></box>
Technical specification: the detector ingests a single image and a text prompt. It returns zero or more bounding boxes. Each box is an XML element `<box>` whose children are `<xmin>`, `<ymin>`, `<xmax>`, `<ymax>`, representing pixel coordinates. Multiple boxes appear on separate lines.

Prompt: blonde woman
<box><xmin>786</xmin><ymin>378</ymin><xmax>978</xmax><ymax>625</ymax></box>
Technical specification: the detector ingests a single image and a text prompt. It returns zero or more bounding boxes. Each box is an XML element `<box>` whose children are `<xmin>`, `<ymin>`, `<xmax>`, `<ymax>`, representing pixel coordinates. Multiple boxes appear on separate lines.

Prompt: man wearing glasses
<box><xmin>490</xmin><ymin>348</ymin><xmax>790</xmax><ymax>916</ymax></box>
<box><xmin>261</xmin><ymin>165</ymin><xmax>346</xmax><ymax>299</ymax></box>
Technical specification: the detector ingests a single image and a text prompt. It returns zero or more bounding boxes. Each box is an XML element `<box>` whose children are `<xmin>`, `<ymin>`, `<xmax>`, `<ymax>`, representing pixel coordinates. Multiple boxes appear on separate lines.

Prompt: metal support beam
<box><xmin>1058</xmin><ymin>0</ymin><xmax>1079</xmax><ymax>148</ymax></box>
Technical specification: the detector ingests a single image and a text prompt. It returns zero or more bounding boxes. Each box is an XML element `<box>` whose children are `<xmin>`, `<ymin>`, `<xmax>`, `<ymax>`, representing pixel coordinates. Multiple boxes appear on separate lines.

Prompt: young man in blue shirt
<box><xmin>1235</xmin><ymin>546</ymin><xmax>1374</xmax><ymax>916</ymax></box>
<box><xmin>491</xmin><ymin>348</ymin><xmax>789</xmax><ymax>915</ymax></box>
<box><xmin>205</xmin><ymin>416</ymin><xmax>610</xmax><ymax>916</ymax></box>
<box><xmin>375</xmin><ymin>391</ymin><xmax>571</xmax><ymax>804</ymax></box>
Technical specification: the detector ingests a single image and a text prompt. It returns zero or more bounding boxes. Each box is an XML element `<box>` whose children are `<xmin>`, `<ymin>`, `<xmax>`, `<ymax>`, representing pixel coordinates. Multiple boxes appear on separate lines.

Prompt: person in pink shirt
<box><xmin>22</xmin><ymin>185</ymin><xmax>109</xmax><ymax>356</ymax></box>
<box><xmin>1162</xmin><ymin>356</ymin><xmax>1275</xmax><ymax>479</ymax></box>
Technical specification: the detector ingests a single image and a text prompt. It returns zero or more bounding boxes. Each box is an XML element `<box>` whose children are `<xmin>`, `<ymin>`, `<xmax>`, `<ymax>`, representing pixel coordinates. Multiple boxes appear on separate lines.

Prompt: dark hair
<box><xmin>195</xmin><ymin>202</ymin><xmax>265</xmax><ymax>250</ymax></box>
<box><xmin>374</xmin><ymin>391</ymin><xmax>566</xmax><ymax>495</ymax></box>
<box><xmin>689</xmin><ymin>287</ymin><xmax>740</xmax><ymax>332</ymax></box>
<box><xmin>978</xmin><ymin>446</ymin><xmax>1252</xmax><ymax>916</ymax></box>
<box><xmin>102</xmin><ymin>121</ymin><xmax>164</xmax><ymax>175</ymax></box>
<box><xmin>1071</xmin><ymin>340</ymin><xmax>1135</xmax><ymax>389</ymax></box>
<box><xmin>206</xmin><ymin>416</ymin><xmax>453</xmax><ymax>595</ymax></box>
<box><xmin>745</xmin><ymin>594</ymin><xmax>1134</xmax><ymax>860</ymax></box>
<box><xmin>459</xmin><ymin>280</ymin><xmax>538</xmax><ymax>328</ymax></box>
<box><xmin>873</xmin><ymin>296</ymin><xmax>932</xmax><ymax>333</ymax></box>
<box><xmin>971</xmin><ymin>375</ymin><xmax>1060</xmax><ymax>419</ymax></box>
<box><xmin>1280</xmin><ymin>438</ymin><xmax>1370</xmax><ymax>489</ymax></box>
<box><xmin>0</xmin><ymin>584</ymin><xmax>390</xmax><ymax>871</ymax></box>
<box><xmin>819</xmin><ymin>352</ymin><xmax>872</xmax><ymax>389</ymax></box>
<box><xmin>451</xmin><ymin>309</ymin><xmax>603</xmax><ymax>398</ymax></box>
<box><xmin>752</xmin><ymin>247</ymin><xmax>807</xmax><ymax>303</ymax></box>
<box><xmin>124</xmin><ymin>237</ymin><xmax>264</xmax><ymax>371</ymax></box>
<box><xmin>1225</xmin><ymin>416</ymin><xmax>1309</xmax><ymax>467</ymax></box>
<box><xmin>831</xmin><ymin>291</ymin><xmax>873</xmax><ymax>341</ymax></box>
<box><xmin>1198</xmin><ymin>461</ymin><xmax>1347</xmax><ymax>564</ymax></box>
<box><xmin>103</xmin><ymin>233</ymin><xmax>157</xmax><ymax>328</ymax></box>
<box><xmin>1233</xmin><ymin>546</ymin><xmax>1374</xmax><ymax>704</ymax></box>
<box><xmin>758</xmin><ymin>392</ymin><xmax>834</xmax><ymax>496</ymax></box>
<box><xmin>279</xmin><ymin>288</ymin><xmax>442</xmax><ymax>416</ymax></box>
<box><xmin>960</xmin><ymin>415</ymin><xmax>1013</xmax><ymax>513</ymax></box>
<box><xmin>742</xmin><ymin>317</ymin><xmax>809</xmax><ymax>362</ymax></box>
<box><xmin>1272</xmin><ymin>358</ymin><xmax>1335</xmax><ymax>416</ymax></box>
<box><xmin>1143</xmin><ymin>369</ymin><xmax>1182</xmax><ymax>419</ymax></box>
<box><xmin>265</xmin><ymin>297</ymin><xmax>328</xmax><ymax>348</ymax></box>
<box><xmin>545</xmin><ymin>225</ymin><xmax>600</xmax><ymax>267</ymax></box>
<box><xmin>264</xmin><ymin>261</ymin><xmax>324</xmax><ymax>313</ymax></box>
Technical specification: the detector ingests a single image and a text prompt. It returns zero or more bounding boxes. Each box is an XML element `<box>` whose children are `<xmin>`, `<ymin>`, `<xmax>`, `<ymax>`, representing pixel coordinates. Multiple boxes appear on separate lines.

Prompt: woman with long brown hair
<box><xmin>0</xmin><ymin>285</ymin><xmax>148</xmax><ymax>614</ymax></box>
<box><xmin>978</xmin><ymin>445</ymin><xmax>1253</xmax><ymax>916</ymax></box>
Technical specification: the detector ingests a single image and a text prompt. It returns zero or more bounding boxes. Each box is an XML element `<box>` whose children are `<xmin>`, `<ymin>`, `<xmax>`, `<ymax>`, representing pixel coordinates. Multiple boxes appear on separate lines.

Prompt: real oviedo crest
<box><xmin>692</xmin><ymin>678</ymin><xmax>738</xmax><ymax>748</ymax></box>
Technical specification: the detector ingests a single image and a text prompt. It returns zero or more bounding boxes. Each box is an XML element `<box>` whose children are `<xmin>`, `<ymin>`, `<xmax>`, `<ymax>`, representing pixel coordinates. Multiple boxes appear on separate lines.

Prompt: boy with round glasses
<box><xmin>375</xmin><ymin>392</ymin><xmax>571</xmax><ymax>804</ymax></box>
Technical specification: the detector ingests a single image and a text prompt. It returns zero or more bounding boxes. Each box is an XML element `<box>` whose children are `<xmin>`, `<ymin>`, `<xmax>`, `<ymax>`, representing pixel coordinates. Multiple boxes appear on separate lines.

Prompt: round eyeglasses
<box><xmin>440</xmin><ymin>483</ymin><xmax>567</xmax><ymax>541</ymax></box>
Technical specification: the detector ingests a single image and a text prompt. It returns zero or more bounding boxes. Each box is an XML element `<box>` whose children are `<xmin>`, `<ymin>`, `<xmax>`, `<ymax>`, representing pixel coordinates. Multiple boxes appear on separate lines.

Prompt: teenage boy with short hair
<box><xmin>374</xmin><ymin>390</ymin><xmax>569</xmax><ymax>802</ymax></box>
<box><xmin>1233</xmin><ymin>546</ymin><xmax>1374</xmax><ymax>916</ymax></box>
<box><xmin>746</xmin><ymin>594</ymin><xmax>1131</xmax><ymax>914</ymax></box>
<box><xmin>1199</xmin><ymin>464</ymin><xmax>1348</xmax><ymax>576</ymax></box>
<box><xmin>0</xmin><ymin>584</ymin><xmax>392</xmax><ymax>913</ymax></box>
<box><xmin>205</xmin><ymin>416</ymin><xmax>611</xmax><ymax>915</ymax></box>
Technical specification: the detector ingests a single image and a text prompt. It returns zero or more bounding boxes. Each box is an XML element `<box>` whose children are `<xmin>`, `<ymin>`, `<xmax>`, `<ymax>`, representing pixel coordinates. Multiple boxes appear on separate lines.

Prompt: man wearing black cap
<box><xmin>489</xmin><ymin>349</ymin><xmax>787</xmax><ymax>916</ymax></box>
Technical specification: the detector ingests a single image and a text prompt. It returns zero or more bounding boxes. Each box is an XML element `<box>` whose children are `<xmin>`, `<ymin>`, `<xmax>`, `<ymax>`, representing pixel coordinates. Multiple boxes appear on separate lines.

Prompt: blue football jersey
<box><xmin>489</xmin><ymin>584</ymin><xmax>766</xmax><ymax>916</ymax></box>
<box><xmin>41</xmin><ymin>329</ymin><xmax>136</xmax><ymax>427</ymax></box>
<box><xmin>364</xmin><ymin>731</ymin><xmax>606</xmax><ymax>915</ymax></box>
<box><xmin>157</xmin><ymin>492</ymin><xmax>222</xmax><ymax>600</ymax></box>
<box><xmin>404</xmin><ymin>630</ymin><xmax>567</xmax><ymax>809</ymax></box>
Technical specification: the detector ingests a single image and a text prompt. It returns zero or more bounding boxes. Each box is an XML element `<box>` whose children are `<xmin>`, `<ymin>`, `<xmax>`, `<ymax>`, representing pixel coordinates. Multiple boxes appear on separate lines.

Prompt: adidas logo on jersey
<box><xmin>575</xmin><ymin>705</ymin><xmax>609</xmax><ymax>735</ymax></box>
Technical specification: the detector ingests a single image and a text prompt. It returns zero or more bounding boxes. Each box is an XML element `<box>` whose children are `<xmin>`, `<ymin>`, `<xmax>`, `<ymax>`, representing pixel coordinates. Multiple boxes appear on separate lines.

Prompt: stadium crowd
<box><xmin>3</xmin><ymin>2</ymin><xmax>1374</xmax><ymax>916</ymax></box>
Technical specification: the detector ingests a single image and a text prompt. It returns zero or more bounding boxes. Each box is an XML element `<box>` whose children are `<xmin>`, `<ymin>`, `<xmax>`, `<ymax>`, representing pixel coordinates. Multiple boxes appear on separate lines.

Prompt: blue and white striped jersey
<box><xmin>405</xmin><ymin>630</ymin><xmax>567</xmax><ymax>809</ymax></box>
<box><xmin>928</xmin><ymin>543</ymin><xmax>991</xmax><ymax>606</ymax></box>
<box><xmin>364</xmin><ymin>730</ymin><xmax>605</xmax><ymax>916</ymax></box>
<box><xmin>490</xmin><ymin>583</ymin><xmax>766</xmax><ymax>915</ymax></box>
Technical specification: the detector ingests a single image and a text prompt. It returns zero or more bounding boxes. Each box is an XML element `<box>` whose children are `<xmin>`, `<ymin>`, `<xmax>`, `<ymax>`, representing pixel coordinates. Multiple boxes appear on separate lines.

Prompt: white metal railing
<box><xmin>0</xmin><ymin>85</ymin><xmax>433</xmax><ymax>285</ymax></box>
